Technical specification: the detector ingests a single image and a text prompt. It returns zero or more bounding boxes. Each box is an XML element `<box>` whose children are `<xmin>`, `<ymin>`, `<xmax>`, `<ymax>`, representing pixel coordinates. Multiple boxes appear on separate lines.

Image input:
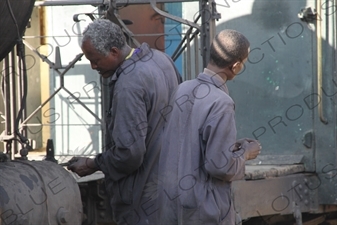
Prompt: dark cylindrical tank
<box><xmin>0</xmin><ymin>160</ymin><xmax>83</xmax><ymax>225</ymax></box>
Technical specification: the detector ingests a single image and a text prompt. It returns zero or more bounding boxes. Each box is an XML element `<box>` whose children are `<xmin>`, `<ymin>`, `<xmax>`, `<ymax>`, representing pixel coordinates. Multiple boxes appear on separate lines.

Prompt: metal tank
<box><xmin>0</xmin><ymin>160</ymin><xmax>83</xmax><ymax>225</ymax></box>
<box><xmin>0</xmin><ymin>1</ymin><xmax>83</xmax><ymax>224</ymax></box>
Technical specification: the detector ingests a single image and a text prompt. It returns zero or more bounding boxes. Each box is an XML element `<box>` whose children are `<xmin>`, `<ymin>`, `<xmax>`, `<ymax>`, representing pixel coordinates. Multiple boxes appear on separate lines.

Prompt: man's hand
<box><xmin>234</xmin><ymin>138</ymin><xmax>261</xmax><ymax>161</ymax></box>
<box><xmin>67</xmin><ymin>157</ymin><xmax>98</xmax><ymax>177</ymax></box>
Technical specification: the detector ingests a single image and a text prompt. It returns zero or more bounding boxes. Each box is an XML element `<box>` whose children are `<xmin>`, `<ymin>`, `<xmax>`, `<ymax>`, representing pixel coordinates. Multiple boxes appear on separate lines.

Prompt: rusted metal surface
<box><xmin>232</xmin><ymin>173</ymin><xmax>320</xmax><ymax>221</ymax></box>
<box><xmin>245</xmin><ymin>164</ymin><xmax>306</xmax><ymax>180</ymax></box>
<box><xmin>118</xmin><ymin>4</ymin><xmax>165</xmax><ymax>49</ymax></box>
<box><xmin>0</xmin><ymin>160</ymin><xmax>82</xmax><ymax>225</ymax></box>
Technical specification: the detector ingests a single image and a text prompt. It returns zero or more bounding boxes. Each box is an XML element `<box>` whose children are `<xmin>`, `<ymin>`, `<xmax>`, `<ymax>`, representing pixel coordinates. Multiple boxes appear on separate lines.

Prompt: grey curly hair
<box><xmin>81</xmin><ymin>19</ymin><xmax>127</xmax><ymax>56</ymax></box>
<box><xmin>209</xmin><ymin>29</ymin><xmax>250</xmax><ymax>68</ymax></box>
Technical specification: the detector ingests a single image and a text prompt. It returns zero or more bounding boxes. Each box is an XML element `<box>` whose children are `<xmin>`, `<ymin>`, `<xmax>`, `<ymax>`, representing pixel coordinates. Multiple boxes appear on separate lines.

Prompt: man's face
<box><xmin>81</xmin><ymin>39</ymin><xmax>119</xmax><ymax>78</ymax></box>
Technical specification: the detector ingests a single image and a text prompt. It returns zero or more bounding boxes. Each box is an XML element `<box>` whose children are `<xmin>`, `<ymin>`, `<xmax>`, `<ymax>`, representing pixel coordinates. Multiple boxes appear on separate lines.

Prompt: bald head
<box><xmin>209</xmin><ymin>29</ymin><xmax>250</xmax><ymax>68</ymax></box>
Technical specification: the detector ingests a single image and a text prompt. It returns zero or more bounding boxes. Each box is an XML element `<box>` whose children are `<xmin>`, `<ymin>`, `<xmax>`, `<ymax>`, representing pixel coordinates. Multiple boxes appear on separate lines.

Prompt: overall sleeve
<box><xmin>95</xmin><ymin>87</ymin><xmax>148</xmax><ymax>181</ymax></box>
<box><xmin>202</xmin><ymin>110</ymin><xmax>246</xmax><ymax>182</ymax></box>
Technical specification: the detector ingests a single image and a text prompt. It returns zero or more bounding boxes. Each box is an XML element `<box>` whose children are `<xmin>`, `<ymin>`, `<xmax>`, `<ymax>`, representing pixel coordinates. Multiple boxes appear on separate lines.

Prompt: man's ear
<box><xmin>231</xmin><ymin>61</ymin><xmax>243</xmax><ymax>74</ymax></box>
<box><xmin>109</xmin><ymin>47</ymin><xmax>119</xmax><ymax>56</ymax></box>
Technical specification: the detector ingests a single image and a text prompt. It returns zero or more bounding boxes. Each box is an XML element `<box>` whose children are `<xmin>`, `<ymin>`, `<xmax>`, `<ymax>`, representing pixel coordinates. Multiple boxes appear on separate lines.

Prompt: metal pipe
<box><xmin>186</xmin><ymin>29</ymin><xmax>191</xmax><ymax>80</ymax></box>
<box><xmin>317</xmin><ymin>0</ymin><xmax>328</xmax><ymax>124</ymax></box>
<box><xmin>20</xmin><ymin>87</ymin><xmax>63</xmax><ymax>126</ymax></box>
<box><xmin>194</xmin><ymin>34</ymin><xmax>199</xmax><ymax>77</ymax></box>
<box><xmin>63</xmin><ymin>87</ymin><xmax>102</xmax><ymax>123</ymax></box>
<box><xmin>171</xmin><ymin>14</ymin><xmax>200</xmax><ymax>61</ymax></box>
<box><xmin>172</xmin><ymin>29</ymin><xmax>200</xmax><ymax>62</ymax></box>
<box><xmin>34</xmin><ymin>0</ymin><xmax>105</xmax><ymax>7</ymax></box>
<box><xmin>17</xmin><ymin>45</ymin><xmax>28</xmax><ymax>141</ymax></box>
<box><xmin>3</xmin><ymin>55</ymin><xmax>12</xmax><ymax>157</ymax></box>
<box><xmin>35</xmin><ymin>0</ymin><xmax>197</xmax><ymax>7</ymax></box>
<box><xmin>9</xmin><ymin>51</ymin><xmax>18</xmax><ymax>158</ymax></box>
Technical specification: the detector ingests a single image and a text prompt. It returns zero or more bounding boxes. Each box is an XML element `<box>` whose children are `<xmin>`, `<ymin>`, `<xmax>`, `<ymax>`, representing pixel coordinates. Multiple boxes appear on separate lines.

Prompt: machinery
<box><xmin>1</xmin><ymin>0</ymin><xmax>337</xmax><ymax>224</ymax></box>
<box><xmin>0</xmin><ymin>1</ymin><xmax>83</xmax><ymax>224</ymax></box>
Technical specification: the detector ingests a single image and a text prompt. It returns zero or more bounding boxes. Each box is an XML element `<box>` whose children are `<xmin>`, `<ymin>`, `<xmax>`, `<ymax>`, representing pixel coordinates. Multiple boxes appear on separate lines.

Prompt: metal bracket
<box><xmin>298</xmin><ymin>7</ymin><xmax>317</xmax><ymax>23</ymax></box>
<box><xmin>44</xmin><ymin>139</ymin><xmax>58</xmax><ymax>163</ymax></box>
<box><xmin>149</xmin><ymin>0</ymin><xmax>200</xmax><ymax>30</ymax></box>
<box><xmin>292</xmin><ymin>201</ymin><xmax>303</xmax><ymax>225</ymax></box>
<box><xmin>73</xmin><ymin>13</ymin><xmax>100</xmax><ymax>22</ymax></box>
<box><xmin>211</xmin><ymin>0</ymin><xmax>221</xmax><ymax>21</ymax></box>
<box><xmin>302</xmin><ymin>130</ymin><xmax>313</xmax><ymax>148</ymax></box>
<box><xmin>54</xmin><ymin>46</ymin><xmax>65</xmax><ymax>69</ymax></box>
<box><xmin>22</xmin><ymin>40</ymin><xmax>102</xmax><ymax>124</ymax></box>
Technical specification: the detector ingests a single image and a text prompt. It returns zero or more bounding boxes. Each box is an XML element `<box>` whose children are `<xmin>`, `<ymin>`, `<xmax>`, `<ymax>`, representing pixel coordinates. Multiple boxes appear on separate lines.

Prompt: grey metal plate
<box><xmin>232</xmin><ymin>173</ymin><xmax>319</xmax><ymax>220</ymax></box>
<box><xmin>221</xmin><ymin>0</ymin><xmax>316</xmax><ymax>171</ymax></box>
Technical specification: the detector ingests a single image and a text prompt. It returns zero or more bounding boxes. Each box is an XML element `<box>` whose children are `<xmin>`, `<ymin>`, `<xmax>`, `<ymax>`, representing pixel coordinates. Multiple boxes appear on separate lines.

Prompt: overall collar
<box><xmin>108</xmin><ymin>43</ymin><xmax>151</xmax><ymax>85</ymax></box>
<box><xmin>197</xmin><ymin>68</ymin><xmax>229</xmax><ymax>94</ymax></box>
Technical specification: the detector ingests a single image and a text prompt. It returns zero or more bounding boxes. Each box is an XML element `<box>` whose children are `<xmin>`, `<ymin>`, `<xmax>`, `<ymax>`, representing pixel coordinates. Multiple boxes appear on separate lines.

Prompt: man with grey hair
<box><xmin>68</xmin><ymin>19</ymin><xmax>180</xmax><ymax>224</ymax></box>
<box><xmin>156</xmin><ymin>29</ymin><xmax>261</xmax><ymax>224</ymax></box>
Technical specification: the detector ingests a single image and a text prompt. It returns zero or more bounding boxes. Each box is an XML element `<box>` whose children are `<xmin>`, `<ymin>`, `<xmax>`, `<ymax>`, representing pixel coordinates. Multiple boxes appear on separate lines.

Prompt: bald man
<box><xmin>155</xmin><ymin>29</ymin><xmax>261</xmax><ymax>224</ymax></box>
